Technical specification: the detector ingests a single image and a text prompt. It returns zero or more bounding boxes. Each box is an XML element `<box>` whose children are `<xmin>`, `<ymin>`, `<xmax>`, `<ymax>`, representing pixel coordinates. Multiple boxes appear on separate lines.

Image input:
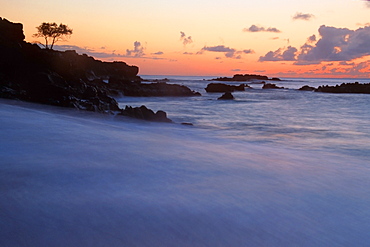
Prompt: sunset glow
<box><xmin>2</xmin><ymin>0</ymin><xmax>370</xmax><ymax>77</ymax></box>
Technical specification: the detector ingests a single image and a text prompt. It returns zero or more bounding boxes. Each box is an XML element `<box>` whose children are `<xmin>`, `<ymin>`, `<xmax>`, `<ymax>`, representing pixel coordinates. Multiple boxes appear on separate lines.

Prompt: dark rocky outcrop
<box><xmin>262</xmin><ymin>83</ymin><xmax>285</xmax><ymax>89</ymax></box>
<box><xmin>0</xmin><ymin>18</ymin><xmax>139</xmax><ymax>112</ymax></box>
<box><xmin>315</xmin><ymin>82</ymin><xmax>370</xmax><ymax>94</ymax></box>
<box><xmin>211</xmin><ymin>74</ymin><xmax>280</xmax><ymax>82</ymax></box>
<box><xmin>120</xmin><ymin>105</ymin><xmax>172</xmax><ymax>123</ymax></box>
<box><xmin>205</xmin><ymin>83</ymin><xmax>248</xmax><ymax>93</ymax></box>
<box><xmin>122</xmin><ymin>82</ymin><xmax>201</xmax><ymax>97</ymax></box>
<box><xmin>218</xmin><ymin>92</ymin><xmax>234</xmax><ymax>100</ymax></box>
<box><xmin>0</xmin><ymin>18</ymin><xmax>188</xmax><ymax>122</ymax></box>
<box><xmin>299</xmin><ymin>85</ymin><xmax>316</xmax><ymax>91</ymax></box>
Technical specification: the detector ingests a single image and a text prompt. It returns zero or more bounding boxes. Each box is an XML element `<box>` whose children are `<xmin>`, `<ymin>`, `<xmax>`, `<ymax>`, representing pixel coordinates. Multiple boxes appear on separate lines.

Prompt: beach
<box><xmin>1</xmin><ymin>78</ymin><xmax>370</xmax><ymax>247</ymax></box>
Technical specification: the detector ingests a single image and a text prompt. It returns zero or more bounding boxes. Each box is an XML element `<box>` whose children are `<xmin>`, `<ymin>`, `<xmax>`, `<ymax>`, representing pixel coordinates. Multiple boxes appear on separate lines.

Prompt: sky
<box><xmin>2</xmin><ymin>0</ymin><xmax>370</xmax><ymax>77</ymax></box>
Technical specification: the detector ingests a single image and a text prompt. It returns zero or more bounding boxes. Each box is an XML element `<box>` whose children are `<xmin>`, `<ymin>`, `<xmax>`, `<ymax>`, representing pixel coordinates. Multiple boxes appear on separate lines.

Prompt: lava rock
<box><xmin>120</xmin><ymin>105</ymin><xmax>172</xmax><ymax>123</ymax></box>
<box><xmin>122</xmin><ymin>82</ymin><xmax>201</xmax><ymax>97</ymax></box>
<box><xmin>211</xmin><ymin>74</ymin><xmax>272</xmax><ymax>81</ymax></box>
<box><xmin>218</xmin><ymin>92</ymin><xmax>234</xmax><ymax>100</ymax></box>
<box><xmin>262</xmin><ymin>83</ymin><xmax>285</xmax><ymax>89</ymax></box>
<box><xmin>315</xmin><ymin>82</ymin><xmax>370</xmax><ymax>94</ymax></box>
<box><xmin>205</xmin><ymin>83</ymin><xmax>246</xmax><ymax>93</ymax></box>
<box><xmin>299</xmin><ymin>85</ymin><xmax>316</xmax><ymax>91</ymax></box>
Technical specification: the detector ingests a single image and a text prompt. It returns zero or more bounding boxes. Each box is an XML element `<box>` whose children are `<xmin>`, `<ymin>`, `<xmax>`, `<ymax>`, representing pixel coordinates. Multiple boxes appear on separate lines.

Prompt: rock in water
<box><xmin>205</xmin><ymin>83</ymin><xmax>246</xmax><ymax>93</ymax></box>
<box><xmin>315</xmin><ymin>82</ymin><xmax>370</xmax><ymax>94</ymax></box>
<box><xmin>120</xmin><ymin>105</ymin><xmax>172</xmax><ymax>123</ymax></box>
<box><xmin>218</xmin><ymin>92</ymin><xmax>234</xmax><ymax>100</ymax></box>
<box><xmin>262</xmin><ymin>83</ymin><xmax>285</xmax><ymax>89</ymax></box>
<box><xmin>299</xmin><ymin>85</ymin><xmax>316</xmax><ymax>91</ymax></box>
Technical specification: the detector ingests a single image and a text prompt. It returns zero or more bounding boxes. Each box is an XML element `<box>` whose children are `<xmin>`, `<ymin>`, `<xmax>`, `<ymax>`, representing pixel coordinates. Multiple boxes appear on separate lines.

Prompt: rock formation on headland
<box><xmin>0</xmin><ymin>18</ymin><xmax>133</xmax><ymax>112</ymax></box>
<box><xmin>205</xmin><ymin>74</ymin><xmax>281</xmax><ymax>92</ymax></box>
<box><xmin>0</xmin><ymin>18</ymin><xmax>199</xmax><ymax>122</ymax></box>
<box><xmin>205</xmin><ymin>83</ymin><xmax>248</xmax><ymax>93</ymax></box>
<box><xmin>211</xmin><ymin>74</ymin><xmax>281</xmax><ymax>82</ymax></box>
<box><xmin>315</xmin><ymin>82</ymin><xmax>370</xmax><ymax>94</ymax></box>
<box><xmin>298</xmin><ymin>85</ymin><xmax>316</xmax><ymax>91</ymax></box>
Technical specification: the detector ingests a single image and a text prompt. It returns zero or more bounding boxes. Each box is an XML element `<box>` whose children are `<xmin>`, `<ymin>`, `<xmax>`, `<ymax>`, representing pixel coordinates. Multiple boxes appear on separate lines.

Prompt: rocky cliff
<box><xmin>0</xmin><ymin>17</ymin><xmax>175</xmax><ymax>122</ymax></box>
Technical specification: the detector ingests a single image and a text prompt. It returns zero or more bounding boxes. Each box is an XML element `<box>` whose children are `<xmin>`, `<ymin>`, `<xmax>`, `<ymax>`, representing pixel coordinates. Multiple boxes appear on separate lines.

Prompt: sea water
<box><xmin>1</xmin><ymin>76</ymin><xmax>370</xmax><ymax>246</ymax></box>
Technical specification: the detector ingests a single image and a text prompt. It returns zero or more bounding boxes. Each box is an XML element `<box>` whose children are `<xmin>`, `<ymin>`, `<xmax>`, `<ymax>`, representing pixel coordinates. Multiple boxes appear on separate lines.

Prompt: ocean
<box><xmin>1</xmin><ymin>76</ymin><xmax>370</xmax><ymax>246</ymax></box>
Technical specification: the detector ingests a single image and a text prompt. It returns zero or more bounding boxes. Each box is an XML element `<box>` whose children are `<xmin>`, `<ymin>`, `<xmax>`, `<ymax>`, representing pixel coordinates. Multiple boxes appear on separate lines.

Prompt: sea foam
<box><xmin>1</xmin><ymin>99</ymin><xmax>370</xmax><ymax>247</ymax></box>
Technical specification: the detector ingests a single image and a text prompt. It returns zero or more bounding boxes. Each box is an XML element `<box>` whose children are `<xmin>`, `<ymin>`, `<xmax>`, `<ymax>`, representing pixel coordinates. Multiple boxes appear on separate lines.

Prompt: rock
<box><xmin>271</xmin><ymin>77</ymin><xmax>281</xmax><ymax>81</ymax></box>
<box><xmin>181</xmin><ymin>122</ymin><xmax>193</xmax><ymax>126</ymax></box>
<box><xmin>205</xmin><ymin>83</ymin><xmax>246</xmax><ymax>93</ymax></box>
<box><xmin>120</xmin><ymin>105</ymin><xmax>172</xmax><ymax>123</ymax></box>
<box><xmin>0</xmin><ymin>18</ymin><xmax>199</xmax><ymax>122</ymax></box>
<box><xmin>262</xmin><ymin>83</ymin><xmax>285</xmax><ymax>89</ymax></box>
<box><xmin>0</xmin><ymin>17</ymin><xmax>25</xmax><ymax>44</ymax></box>
<box><xmin>218</xmin><ymin>92</ymin><xmax>234</xmax><ymax>100</ymax></box>
<box><xmin>210</xmin><ymin>74</ymin><xmax>281</xmax><ymax>82</ymax></box>
<box><xmin>122</xmin><ymin>82</ymin><xmax>201</xmax><ymax>97</ymax></box>
<box><xmin>299</xmin><ymin>85</ymin><xmax>316</xmax><ymax>91</ymax></box>
<box><xmin>211</xmin><ymin>74</ymin><xmax>271</xmax><ymax>81</ymax></box>
<box><xmin>315</xmin><ymin>82</ymin><xmax>370</xmax><ymax>94</ymax></box>
<box><xmin>0</xmin><ymin>18</ymin><xmax>137</xmax><ymax>113</ymax></box>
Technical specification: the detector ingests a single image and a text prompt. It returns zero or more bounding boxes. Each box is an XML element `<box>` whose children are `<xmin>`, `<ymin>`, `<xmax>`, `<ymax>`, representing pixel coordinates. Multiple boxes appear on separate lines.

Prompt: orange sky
<box><xmin>2</xmin><ymin>0</ymin><xmax>370</xmax><ymax>77</ymax></box>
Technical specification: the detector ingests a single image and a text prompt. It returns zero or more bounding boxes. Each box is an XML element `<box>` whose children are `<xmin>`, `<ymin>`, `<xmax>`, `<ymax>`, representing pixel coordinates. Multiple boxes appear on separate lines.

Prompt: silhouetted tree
<box><xmin>33</xmin><ymin>22</ymin><xmax>73</xmax><ymax>49</ymax></box>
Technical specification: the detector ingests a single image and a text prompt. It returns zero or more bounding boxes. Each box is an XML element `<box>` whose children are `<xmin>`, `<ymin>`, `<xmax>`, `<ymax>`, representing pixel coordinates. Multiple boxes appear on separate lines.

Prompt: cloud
<box><xmin>243</xmin><ymin>49</ymin><xmax>255</xmax><ymax>54</ymax></box>
<box><xmin>200</xmin><ymin>45</ymin><xmax>237</xmax><ymax>58</ymax></box>
<box><xmin>202</xmin><ymin>45</ymin><xmax>235</xmax><ymax>53</ymax></box>
<box><xmin>307</xmin><ymin>34</ymin><xmax>316</xmax><ymax>43</ymax></box>
<box><xmin>364</xmin><ymin>0</ymin><xmax>370</xmax><ymax>7</ymax></box>
<box><xmin>180</xmin><ymin>31</ymin><xmax>193</xmax><ymax>45</ymax></box>
<box><xmin>259</xmin><ymin>25</ymin><xmax>370</xmax><ymax>64</ymax></box>
<box><xmin>297</xmin><ymin>25</ymin><xmax>370</xmax><ymax>63</ymax></box>
<box><xmin>53</xmin><ymin>43</ymin><xmax>165</xmax><ymax>60</ymax></box>
<box><xmin>339</xmin><ymin>61</ymin><xmax>355</xmax><ymax>66</ymax></box>
<box><xmin>292</xmin><ymin>12</ymin><xmax>315</xmax><ymax>21</ymax></box>
<box><xmin>126</xmin><ymin>41</ymin><xmax>145</xmax><ymax>57</ymax></box>
<box><xmin>53</xmin><ymin>45</ymin><xmax>120</xmax><ymax>58</ymax></box>
<box><xmin>259</xmin><ymin>46</ymin><xmax>298</xmax><ymax>62</ymax></box>
<box><xmin>243</xmin><ymin>25</ymin><xmax>281</xmax><ymax>33</ymax></box>
<box><xmin>200</xmin><ymin>45</ymin><xmax>254</xmax><ymax>59</ymax></box>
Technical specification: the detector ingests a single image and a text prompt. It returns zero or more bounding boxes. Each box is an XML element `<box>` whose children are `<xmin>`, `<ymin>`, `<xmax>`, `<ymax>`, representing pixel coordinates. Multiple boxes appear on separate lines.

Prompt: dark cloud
<box><xmin>53</xmin><ymin>43</ymin><xmax>164</xmax><ymax>60</ymax></box>
<box><xmin>297</xmin><ymin>25</ymin><xmax>370</xmax><ymax>63</ymax></box>
<box><xmin>243</xmin><ymin>49</ymin><xmax>255</xmax><ymax>54</ymax></box>
<box><xmin>53</xmin><ymin>45</ymin><xmax>119</xmax><ymax>58</ymax></box>
<box><xmin>307</xmin><ymin>35</ymin><xmax>316</xmax><ymax>43</ymax></box>
<box><xmin>200</xmin><ymin>45</ymin><xmax>237</xmax><ymax>58</ymax></box>
<box><xmin>200</xmin><ymin>45</ymin><xmax>254</xmax><ymax>59</ymax></box>
<box><xmin>202</xmin><ymin>45</ymin><xmax>235</xmax><ymax>53</ymax></box>
<box><xmin>259</xmin><ymin>25</ymin><xmax>370</xmax><ymax>64</ymax></box>
<box><xmin>339</xmin><ymin>61</ymin><xmax>355</xmax><ymax>66</ymax></box>
<box><xmin>243</xmin><ymin>25</ymin><xmax>281</xmax><ymax>33</ymax></box>
<box><xmin>126</xmin><ymin>41</ymin><xmax>145</xmax><ymax>57</ymax></box>
<box><xmin>180</xmin><ymin>31</ymin><xmax>193</xmax><ymax>45</ymax></box>
<box><xmin>292</xmin><ymin>12</ymin><xmax>315</xmax><ymax>21</ymax></box>
<box><xmin>259</xmin><ymin>46</ymin><xmax>298</xmax><ymax>62</ymax></box>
